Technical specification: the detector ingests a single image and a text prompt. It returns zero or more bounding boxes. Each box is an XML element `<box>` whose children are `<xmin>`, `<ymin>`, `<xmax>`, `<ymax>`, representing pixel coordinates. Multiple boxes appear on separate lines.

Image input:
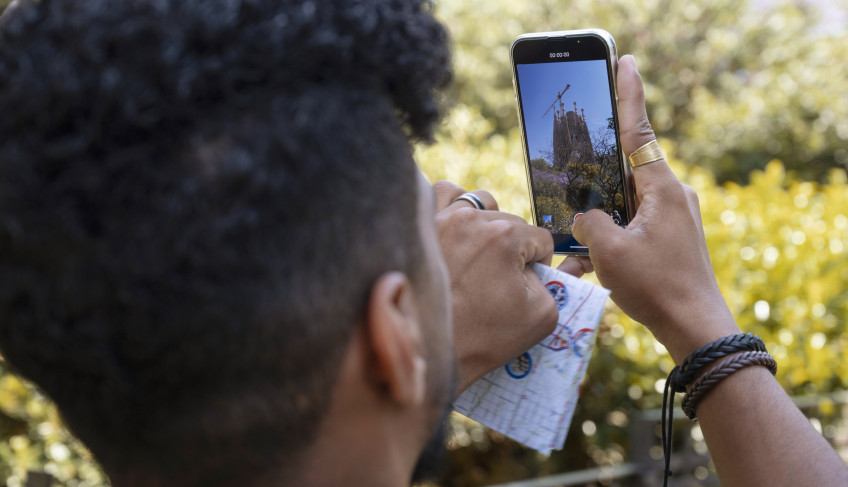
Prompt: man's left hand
<box><xmin>434</xmin><ymin>181</ymin><xmax>559</xmax><ymax>394</ymax></box>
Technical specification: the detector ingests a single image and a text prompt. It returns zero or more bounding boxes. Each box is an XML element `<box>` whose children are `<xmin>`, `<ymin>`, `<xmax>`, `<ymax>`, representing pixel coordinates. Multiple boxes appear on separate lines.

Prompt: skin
<box><xmin>559</xmin><ymin>55</ymin><xmax>848</xmax><ymax>486</ymax></box>
<box><xmin>287</xmin><ymin>173</ymin><xmax>453</xmax><ymax>487</ymax></box>
<box><xmin>433</xmin><ymin>181</ymin><xmax>559</xmax><ymax>393</ymax></box>
<box><xmin>285</xmin><ymin>171</ymin><xmax>564</xmax><ymax>486</ymax></box>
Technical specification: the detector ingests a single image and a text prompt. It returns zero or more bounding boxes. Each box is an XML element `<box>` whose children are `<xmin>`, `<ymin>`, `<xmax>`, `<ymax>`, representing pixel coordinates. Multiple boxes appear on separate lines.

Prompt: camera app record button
<box><xmin>573</xmin><ymin>213</ymin><xmax>584</xmax><ymax>225</ymax></box>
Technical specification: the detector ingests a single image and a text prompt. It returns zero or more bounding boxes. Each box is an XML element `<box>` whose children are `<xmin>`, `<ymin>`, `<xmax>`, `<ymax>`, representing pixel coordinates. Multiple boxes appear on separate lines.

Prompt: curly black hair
<box><xmin>0</xmin><ymin>0</ymin><xmax>451</xmax><ymax>484</ymax></box>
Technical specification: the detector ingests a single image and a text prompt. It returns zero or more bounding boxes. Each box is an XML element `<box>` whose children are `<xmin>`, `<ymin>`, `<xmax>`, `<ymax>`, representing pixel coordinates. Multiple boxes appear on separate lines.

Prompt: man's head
<box><xmin>0</xmin><ymin>0</ymin><xmax>452</xmax><ymax>484</ymax></box>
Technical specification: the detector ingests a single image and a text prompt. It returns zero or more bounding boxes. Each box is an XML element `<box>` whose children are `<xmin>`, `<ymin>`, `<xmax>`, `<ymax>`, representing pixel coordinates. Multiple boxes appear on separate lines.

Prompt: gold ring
<box><xmin>628</xmin><ymin>140</ymin><xmax>664</xmax><ymax>167</ymax></box>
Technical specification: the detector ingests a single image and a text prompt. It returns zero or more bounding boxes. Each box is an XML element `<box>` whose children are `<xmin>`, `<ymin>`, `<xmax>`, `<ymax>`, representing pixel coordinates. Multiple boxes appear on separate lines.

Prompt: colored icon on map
<box><xmin>545</xmin><ymin>280</ymin><xmax>569</xmax><ymax>310</ymax></box>
<box><xmin>505</xmin><ymin>352</ymin><xmax>533</xmax><ymax>379</ymax></box>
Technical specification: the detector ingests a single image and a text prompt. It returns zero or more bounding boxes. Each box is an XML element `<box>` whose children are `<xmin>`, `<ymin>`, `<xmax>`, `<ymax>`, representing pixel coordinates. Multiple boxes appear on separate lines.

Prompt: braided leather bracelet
<box><xmin>682</xmin><ymin>350</ymin><xmax>777</xmax><ymax>420</ymax></box>
<box><xmin>669</xmin><ymin>333</ymin><xmax>766</xmax><ymax>391</ymax></box>
<box><xmin>660</xmin><ymin>333</ymin><xmax>770</xmax><ymax>487</ymax></box>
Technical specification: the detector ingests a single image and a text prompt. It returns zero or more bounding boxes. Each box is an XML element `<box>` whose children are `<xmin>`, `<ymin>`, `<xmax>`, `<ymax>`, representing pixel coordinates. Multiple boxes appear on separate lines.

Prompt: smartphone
<box><xmin>511</xmin><ymin>29</ymin><xmax>634</xmax><ymax>255</ymax></box>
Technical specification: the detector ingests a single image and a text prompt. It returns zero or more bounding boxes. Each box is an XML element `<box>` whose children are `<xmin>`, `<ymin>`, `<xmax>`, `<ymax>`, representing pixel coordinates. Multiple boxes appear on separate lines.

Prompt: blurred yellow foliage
<box><xmin>418</xmin><ymin>114</ymin><xmax>848</xmax><ymax>395</ymax></box>
<box><xmin>416</xmin><ymin>1</ymin><xmax>848</xmax><ymax>480</ymax></box>
<box><xmin>420</xmin><ymin>129</ymin><xmax>848</xmax><ymax>483</ymax></box>
<box><xmin>699</xmin><ymin>159</ymin><xmax>848</xmax><ymax>390</ymax></box>
<box><xmin>2</xmin><ymin>0</ymin><xmax>848</xmax><ymax>485</ymax></box>
<box><xmin>0</xmin><ymin>360</ymin><xmax>106</xmax><ymax>486</ymax></box>
<box><xmin>433</xmin><ymin>0</ymin><xmax>848</xmax><ymax>183</ymax></box>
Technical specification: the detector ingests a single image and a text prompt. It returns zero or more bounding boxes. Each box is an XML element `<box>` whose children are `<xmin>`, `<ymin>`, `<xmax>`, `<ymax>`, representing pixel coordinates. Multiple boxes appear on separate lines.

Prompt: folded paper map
<box><xmin>453</xmin><ymin>263</ymin><xmax>610</xmax><ymax>454</ymax></box>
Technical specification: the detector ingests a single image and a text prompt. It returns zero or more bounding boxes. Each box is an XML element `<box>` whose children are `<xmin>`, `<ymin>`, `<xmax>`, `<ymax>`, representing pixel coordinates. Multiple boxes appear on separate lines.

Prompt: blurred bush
<box><xmin>419</xmin><ymin>144</ymin><xmax>848</xmax><ymax>484</ymax></box>
<box><xmin>0</xmin><ymin>361</ymin><xmax>106</xmax><ymax>486</ymax></box>
<box><xmin>415</xmin><ymin>0</ymin><xmax>848</xmax><ymax>484</ymax></box>
<box><xmin>433</xmin><ymin>0</ymin><xmax>848</xmax><ymax>184</ymax></box>
<box><xmin>2</xmin><ymin>0</ymin><xmax>848</xmax><ymax>485</ymax></box>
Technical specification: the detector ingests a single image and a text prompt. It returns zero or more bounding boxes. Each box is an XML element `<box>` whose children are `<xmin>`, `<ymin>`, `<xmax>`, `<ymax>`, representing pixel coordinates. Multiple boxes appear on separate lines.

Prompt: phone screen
<box><xmin>513</xmin><ymin>33</ymin><xmax>629</xmax><ymax>254</ymax></box>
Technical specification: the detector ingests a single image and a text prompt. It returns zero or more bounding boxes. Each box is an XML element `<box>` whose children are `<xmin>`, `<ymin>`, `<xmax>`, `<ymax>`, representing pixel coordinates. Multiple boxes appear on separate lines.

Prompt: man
<box><xmin>0</xmin><ymin>0</ymin><xmax>557</xmax><ymax>485</ymax></box>
<box><xmin>1</xmin><ymin>1</ymin><xmax>847</xmax><ymax>486</ymax></box>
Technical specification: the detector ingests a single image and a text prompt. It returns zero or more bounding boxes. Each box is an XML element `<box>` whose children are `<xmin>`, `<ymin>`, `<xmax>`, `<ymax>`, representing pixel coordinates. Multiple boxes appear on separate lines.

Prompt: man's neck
<box><xmin>282</xmin><ymin>418</ymin><xmax>412</xmax><ymax>487</ymax></box>
<box><xmin>280</xmin><ymin>331</ymin><xmax>426</xmax><ymax>487</ymax></box>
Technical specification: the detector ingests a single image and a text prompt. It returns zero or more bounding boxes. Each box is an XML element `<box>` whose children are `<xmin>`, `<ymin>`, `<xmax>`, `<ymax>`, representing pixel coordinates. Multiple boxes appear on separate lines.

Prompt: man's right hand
<box><xmin>558</xmin><ymin>55</ymin><xmax>740</xmax><ymax>364</ymax></box>
<box><xmin>558</xmin><ymin>55</ymin><xmax>848</xmax><ymax>487</ymax></box>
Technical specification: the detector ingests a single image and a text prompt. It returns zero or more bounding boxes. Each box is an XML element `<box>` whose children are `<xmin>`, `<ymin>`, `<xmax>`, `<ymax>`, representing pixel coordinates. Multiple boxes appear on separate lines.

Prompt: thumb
<box><xmin>572</xmin><ymin>209</ymin><xmax>622</xmax><ymax>250</ymax></box>
<box><xmin>617</xmin><ymin>55</ymin><xmax>654</xmax><ymax>155</ymax></box>
<box><xmin>617</xmin><ymin>55</ymin><xmax>680</xmax><ymax>204</ymax></box>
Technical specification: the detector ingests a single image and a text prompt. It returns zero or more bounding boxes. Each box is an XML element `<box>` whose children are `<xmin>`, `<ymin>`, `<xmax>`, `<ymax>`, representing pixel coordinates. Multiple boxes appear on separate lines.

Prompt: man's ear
<box><xmin>365</xmin><ymin>271</ymin><xmax>427</xmax><ymax>407</ymax></box>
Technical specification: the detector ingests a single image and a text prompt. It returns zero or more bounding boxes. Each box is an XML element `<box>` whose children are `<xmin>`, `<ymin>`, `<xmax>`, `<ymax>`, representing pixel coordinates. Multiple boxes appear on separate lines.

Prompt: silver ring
<box><xmin>453</xmin><ymin>192</ymin><xmax>485</xmax><ymax>210</ymax></box>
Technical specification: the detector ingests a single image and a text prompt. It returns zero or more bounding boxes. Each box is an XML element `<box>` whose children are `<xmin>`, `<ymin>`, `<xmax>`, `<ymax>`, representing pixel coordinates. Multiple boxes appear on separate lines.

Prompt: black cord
<box><xmin>662</xmin><ymin>371</ymin><xmax>675</xmax><ymax>487</ymax></box>
<box><xmin>660</xmin><ymin>333</ymin><xmax>767</xmax><ymax>486</ymax></box>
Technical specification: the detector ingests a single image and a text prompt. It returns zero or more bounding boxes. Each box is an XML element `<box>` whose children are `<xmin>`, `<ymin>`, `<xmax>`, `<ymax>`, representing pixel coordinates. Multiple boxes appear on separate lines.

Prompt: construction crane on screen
<box><xmin>541</xmin><ymin>84</ymin><xmax>571</xmax><ymax>119</ymax></box>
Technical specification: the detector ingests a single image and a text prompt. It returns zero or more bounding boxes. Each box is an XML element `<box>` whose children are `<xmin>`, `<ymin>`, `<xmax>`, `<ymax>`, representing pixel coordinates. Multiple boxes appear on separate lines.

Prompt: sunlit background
<box><xmin>1</xmin><ymin>0</ymin><xmax>847</xmax><ymax>485</ymax></box>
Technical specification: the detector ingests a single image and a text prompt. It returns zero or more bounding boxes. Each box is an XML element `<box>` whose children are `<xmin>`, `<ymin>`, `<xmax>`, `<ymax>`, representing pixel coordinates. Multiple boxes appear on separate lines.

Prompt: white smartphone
<box><xmin>511</xmin><ymin>29</ymin><xmax>634</xmax><ymax>255</ymax></box>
